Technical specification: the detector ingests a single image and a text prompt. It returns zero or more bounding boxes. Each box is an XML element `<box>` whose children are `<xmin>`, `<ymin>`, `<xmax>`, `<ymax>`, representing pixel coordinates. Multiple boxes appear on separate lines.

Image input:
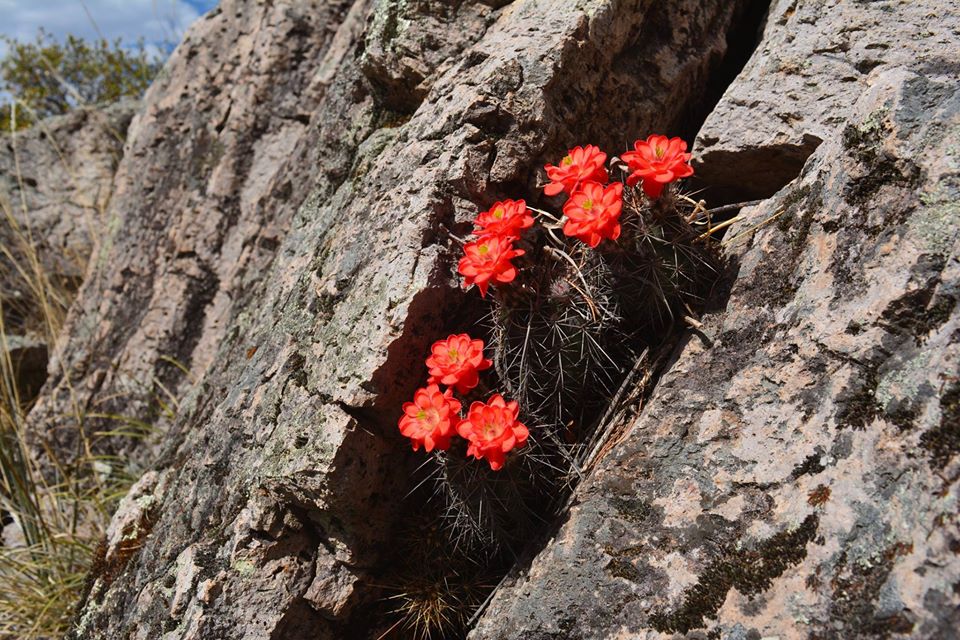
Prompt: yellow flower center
<box><xmin>448</xmin><ymin>348</ymin><xmax>459</xmax><ymax>360</ymax></box>
<box><xmin>478</xmin><ymin>243</ymin><xmax>490</xmax><ymax>256</ymax></box>
<box><xmin>493</xmin><ymin>207</ymin><xmax>505</xmax><ymax>219</ymax></box>
<box><xmin>582</xmin><ymin>198</ymin><xmax>594</xmax><ymax>212</ymax></box>
<box><xmin>655</xmin><ymin>146</ymin><xmax>665</xmax><ymax>159</ymax></box>
<box><xmin>418</xmin><ymin>407</ymin><xmax>440</xmax><ymax>427</ymax></box>
<box><xmin>561</xmin><ymin>155</ymin><xmax>573</xmax><ymax>166</ymax></box>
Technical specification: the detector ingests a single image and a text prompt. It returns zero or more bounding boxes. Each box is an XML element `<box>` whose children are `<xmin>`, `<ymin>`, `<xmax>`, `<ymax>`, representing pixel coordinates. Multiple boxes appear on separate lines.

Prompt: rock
<box><xmin>693</xmin><ymin>0</ymin><xmax>952</xmax><ymax>203</ymax></box>
<box><xmin>54</xmin><ymin>0</ymin><xmax>765</xmax><ymax>637</ymax></box>
<box><xmin>101</xmin><ymin>470</ymin><xmax>168</xmax><ymax>565</ymax></box>
<box><xmin>1</xmin><ymin>511</ymin><xmax>23</xmax><ymax>549</ymax></box>
<box><xmin>0</xmin><ymin>101</ymin><xmax>134</xmax><ymax>409</ymax></box>
<box><xmin>30</xmin><ymin>0</ymin><xmax>368</xmax><ymax>468</ymax></box>
<box><xmin>303</xmin><ymin>552</ymin><xmax>363</xmax><ymax>620</ymax></box>
<box><xmin>0</xmin><ymin>100</ymin><xmax>134</xmax><ymax>436</ymax></box>
<box><xmin>361</xmin><ymin>1</ymin><xmax>494</xmax><ymax>112</ymax></box>
<box><xmin>0</xmin><ymin>100</ymin><xmax>135</xmax><ymax>287</ymax></box>
<box><xmin>26</xmin><ymin>0</ymin><xmax>956</xmax><ymax>638</ymax></box>
<box><xmin>472</xmin><ymin>2</ymin><xmax>960</xmax><ymax>638</ymax></box>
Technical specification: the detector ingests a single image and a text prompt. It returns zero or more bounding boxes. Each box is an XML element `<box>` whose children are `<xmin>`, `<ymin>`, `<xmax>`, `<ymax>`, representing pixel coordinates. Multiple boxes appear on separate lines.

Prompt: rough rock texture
<box><xmin>31</xmin><ymin>0</ymin><xmax>361</xmax><ymax>466</ymax></box>
<box><xmin>694</xmin><ymin>0</ymin><xmax>955</xmax><ymax>203</ymax></box>
<box><xmin>0</xmin><ymin>101</ymin><xmax>135</xmax><ymax>403</ymax></box>
<box><xmin>473</xmin><ymin>1</ymin><xmax>960</xmax><ymax>638</ymax></box>
<box><xmin>53</xmin><ymin>1</ymin><xmax>761</xmax><ymax>638</ymax></box>
<box><xmin>23</xmin><ymin>0</ymin><xmax>957</xmax><ymax>638</ymax></box>
<box><xmin>0</xmin><ymin>101</ymin><xmax>135</xmax><ymax>284</ymax></box>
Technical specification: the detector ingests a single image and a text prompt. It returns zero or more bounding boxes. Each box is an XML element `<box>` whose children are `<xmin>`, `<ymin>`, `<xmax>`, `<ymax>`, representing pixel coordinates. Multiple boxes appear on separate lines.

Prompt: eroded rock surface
<box><xmin>0</xmin><ymin>101</ymin><xmax>135</xmax><ymax>285</ymax></box>
<box><xmin>0</xmin><ymin>102</ymin><xmax>136</xmax><ymax>429</ymax></box>
<box><xmin>31</xmin><ymin>0</ymin><xmax>364</xmax><ymax>468</ymax></box>
<box><xmin>694</xmin><ymin>0</ymin><xmax>955</xmax><ymax>203</ymax></box>
<box><xmin>23</xmin><ymin>0</ymin><xmax>956</xmax><ymax>638</ymax></box>
<box><xmin>473</xmin><ymin>1</ymin><xmax>960</xmax><ymax>638</ymax></box>
<box><xmin>0</xmin><ymin>101</ymin><xmax>135</xmax><ymax>399</ymax></box>
<box><xmin>58</xmin><ymin>0</ymin><xmax>760</xmax><ymax>638</ymax></box>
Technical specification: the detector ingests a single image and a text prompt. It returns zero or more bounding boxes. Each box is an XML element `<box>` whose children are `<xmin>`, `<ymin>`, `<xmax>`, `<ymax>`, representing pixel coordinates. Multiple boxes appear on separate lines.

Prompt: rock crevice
<box><xmin>5</xmin><ymin>0</ymin><xmax>954</xmax><ymax>638</ymax></box>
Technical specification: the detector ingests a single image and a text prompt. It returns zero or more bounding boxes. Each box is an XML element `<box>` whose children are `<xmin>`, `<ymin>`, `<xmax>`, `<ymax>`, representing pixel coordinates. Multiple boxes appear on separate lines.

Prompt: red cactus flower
<box><xmin>425</xmin><ymin>333</ymin><xmax>492</xmax><ymax>394</ymax></box>
<box><xmin>398</xmin><ymin>384</ymin><xmax>462</xmax><ymax>452</ymax></box>
<box><xmin>562</xmin><ymin>181</ymin><xmax>623</xmax><ymax>248</ymax></box>
<box><xmin>474</xmin><ymin>199</ymin><xmax>534</xmax><ymax>239</ymax></box>
<box><xmin>458</xmin><ymin>235</ymin><xmax>525</xmax><ymax>298</ymax></box>
<box><xmin>544</xmin><ymin>144</ymin><xmax>609</xmax><ymax>196</ymax></box>
<box><xmin>456</xmin><ymin>394</ymin><xmax>529</xmax><ymax>471</ymax></box>
<box><xmin>621</xmin><ymin>134</ymin><xmax>694</xmax><ymax>199</ymax></box>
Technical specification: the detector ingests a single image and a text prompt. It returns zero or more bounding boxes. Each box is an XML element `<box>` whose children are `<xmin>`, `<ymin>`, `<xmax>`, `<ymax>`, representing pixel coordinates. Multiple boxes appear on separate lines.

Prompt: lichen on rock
<box><xmin>4</xmin><ymin>0</ymin><xmax>955</xmax><ymax>638</ymax></box>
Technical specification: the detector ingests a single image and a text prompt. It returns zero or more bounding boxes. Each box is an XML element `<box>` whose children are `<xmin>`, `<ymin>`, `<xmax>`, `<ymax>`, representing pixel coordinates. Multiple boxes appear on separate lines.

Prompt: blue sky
<box><xmin>0</xmin><ymin>0</ymin><xmax>219</xmax><ymax>59</ymax></box>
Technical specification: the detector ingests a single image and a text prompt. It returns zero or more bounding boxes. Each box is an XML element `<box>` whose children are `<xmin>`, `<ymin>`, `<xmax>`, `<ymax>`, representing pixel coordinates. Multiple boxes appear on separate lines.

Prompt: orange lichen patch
<box><xmin>808</xmin><ymin>484</ymin><xmax>832</xmax><ymax>506</ymax></box>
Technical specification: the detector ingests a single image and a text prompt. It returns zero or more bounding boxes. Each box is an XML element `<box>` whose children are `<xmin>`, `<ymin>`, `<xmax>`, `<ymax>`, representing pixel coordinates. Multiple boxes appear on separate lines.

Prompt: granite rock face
<box><xmin>694</xmin><ymin>0</ymin><xmax>956</xmax><ymax>203</ymax></box>
<box><xmin>54</xmin><ymin>1</ymin><xmax>760</xmax><ymax>637</ymax></box>
<box><xmin>31</xmin><ymin>0</ymin><xmax>366</xmax><ymax>467</ymax></box>
<box><xmin>23</xmin><ymin>0</ymin><xmax>958</xmax><ymax>638</ymax></box>
<box><xmin>0</xmin><ymin>100</ymin><xmax>135</xmax><ymax>404</ymax></box>
<box><xmin>473</xmin><ymin>1</ymin><xmax>960</xmax><ymax>638</ymax></box>
<box><xmin>0</xmin><ymin>101</ymin><xmax>135</xmax><ymax>286</ymax></box>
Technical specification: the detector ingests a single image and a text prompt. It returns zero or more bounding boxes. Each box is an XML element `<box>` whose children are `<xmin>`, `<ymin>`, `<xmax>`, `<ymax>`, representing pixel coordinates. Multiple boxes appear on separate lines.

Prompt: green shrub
<box><xmin>1</xmin><ymin>30</ymin><xmax>161</xmax><ymax>131</ymax></box>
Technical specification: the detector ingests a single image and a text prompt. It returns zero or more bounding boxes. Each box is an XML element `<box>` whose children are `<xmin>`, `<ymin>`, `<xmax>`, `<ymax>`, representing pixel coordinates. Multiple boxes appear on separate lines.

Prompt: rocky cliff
<box><xmin>0</xmin><ymin>101</ymin><xmax>135</xmax><ymax>400</ymax></box>
<box><xmin>475</xmin><ymin>1</ymin><xmax>960</xmax><ymax>637</ymax></box>
<box><xmin>12</xmin><ymin>0</ymin><xmax>958</xmax><ymax>638</ymax></box>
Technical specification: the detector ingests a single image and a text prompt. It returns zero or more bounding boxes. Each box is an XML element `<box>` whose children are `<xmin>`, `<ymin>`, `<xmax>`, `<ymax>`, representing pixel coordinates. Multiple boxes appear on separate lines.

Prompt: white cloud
<box><xmin>0</xmin><ymin>0</ymin><xmax>206</xmax><ymax>55</ymax></box>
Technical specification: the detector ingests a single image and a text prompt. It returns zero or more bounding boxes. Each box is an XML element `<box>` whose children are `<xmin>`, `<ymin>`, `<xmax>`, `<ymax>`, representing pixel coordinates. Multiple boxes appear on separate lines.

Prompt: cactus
<box><xmin>431</xmin><ymin>433</ymin><xmax>561</xmax><ymax>555</ymax></box>
<box><xmin>489</xmin><ymin>242</ymin><xmax>631</xmax><ymax>442</ymax></box>
<box><xmin>441</xmin><ymin>184</ymin><xmax>720</xmax><ymax>554</ymax></box>
<box><xmin>607</xmin><ymin>187</ymin><xmax>721</xmax><ymax>338</ymax></box>
<box><xmin>383</xmin><ymin>139</ymin><xmax>723</xmax><ymax>640</ymax></box>
<box><xmin>384</xmin><ymin>511</ymin><xmax>494</xmax><ymax>640</ymax></box>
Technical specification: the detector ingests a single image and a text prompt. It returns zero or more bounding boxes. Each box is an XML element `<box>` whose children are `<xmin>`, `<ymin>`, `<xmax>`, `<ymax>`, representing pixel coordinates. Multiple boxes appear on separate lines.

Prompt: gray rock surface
<box><xmin>49</xmin><ymin>0</ymin><xmax>765</xmax><ymax>637</ymax></box>
<box><xmin>0</xmin><ymin>101</ymin><xmax>135</xmax><ymax>286</ymax></box>
<box><xmin>31</xmin><ymin>0</ymin><xmax>365</xmax><ymax>468</ymax></box>
<box><xmin>0</xmin><ymin>101</ymin><xmax>135</xmax><ymax>402</ymax></box>
<box><xmin>17</xmin><ymin>0</ymin><xmax>956</xmax><ymax>638</ymax></box>
<box><xmin>1</xmin><ymin>333</ymin><xmax>47</xmax><ymax>400</ymax></box>
<box><xmin>694</xmin><ymin>0</ymin><xmax>955</xmax><ymax>202</ymax></box>
<box><xmin>473</xmin><ymin>1</ymin><xmax>960</xmax><ymax>638</ymax></box>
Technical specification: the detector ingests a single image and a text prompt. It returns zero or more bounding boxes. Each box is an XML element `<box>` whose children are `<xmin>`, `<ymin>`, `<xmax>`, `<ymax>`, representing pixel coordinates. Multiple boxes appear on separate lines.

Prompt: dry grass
<box><xmin>0</xmin><ymin>103</ymin><xmax>137</xmax><ymax>640</ymax></box>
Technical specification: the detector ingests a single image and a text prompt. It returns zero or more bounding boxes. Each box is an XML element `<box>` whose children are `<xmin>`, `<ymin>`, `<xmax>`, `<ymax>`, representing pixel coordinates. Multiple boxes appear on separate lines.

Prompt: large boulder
<box><xmin>24</xmin><ymin>0</ymin><xmax>956</xmax><ymax>638</ymax></box>
<box><xmin>473</xmin><ymin>0</ymin><xmax>960</xmax><ymax>638</ymax></box>
<box><xmin>0</xmin><ymin>101</ymin><xmax>135</xmax><ymax>402</ymax></box>
<box><xmin>0</xmin><ymin>100</ymin><xmax>135</xmax><ymax>287</ymax></box>
<box><xmin>55</xmin><ymin>0</ymin><xmax>765</xmax><ymax>637</ymax></box>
